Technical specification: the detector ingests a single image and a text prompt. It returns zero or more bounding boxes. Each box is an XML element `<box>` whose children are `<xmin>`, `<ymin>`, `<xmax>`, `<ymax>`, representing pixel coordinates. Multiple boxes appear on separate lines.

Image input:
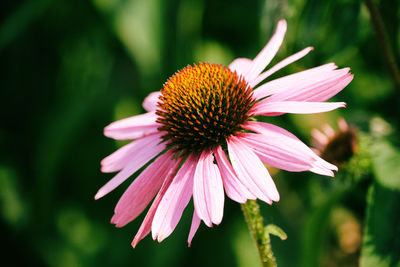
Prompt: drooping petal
<box><xmin>227</xmin><ymin>136</ymin><xmax>280</xmax><ymax>203</ymax></box>
<box><xmin>193</xmin><ymin>151</ymin><xmax>212</xmax><ymax>227</ymax></box>
<box><xmin>95</xmin><ymin>133</ymin><xmax>166</xmax><ymax>199</ymax></box>
<box><xmin>250</xmin><ymin>47</ymin><xmax>314</xmax><ymax>88</ymax></box>
<box><xmin>309</xmin><ymin>162</ymin><xmax>334</xmax><ymax>177</ymax></box>
<box><xmin>104</xmin><ymin>111</ymin><xmax>160</xmax><ymax>140</ymax></box>
<box><xmin>244</xmin><ymin>121</ymin><xmax>337</xmax><ymax>175</ymax></box>
<box><xmin>253</xmin><ymin>63</ymin><xmax>338</xmax><ymax>100</ymax></box>
<box><xmin>111</xmin><ymin>151</ymin><xmax>178</xmax><ymax>227</ymax></box>
<box><xmin>245</xmin><ymin>20</ymin><xmax>287</xmax><ymax>82</ymax></box>
<box><xmin>100</xmin><ymin>140</ymin><xmax>138</xmax><ymax>173</ymax></box>
<box><xmin>131</xmin><ymin>157</ymin><xmax>182</xmax><ymax>248</ymax></box>
<box><xmin>251</xmin><ymin>100</ymin><xmax>346</xmax><ymax>116</ymax></box>
<box><xmin>208</xmin><ymin>163</ymin><xmax>224</xmax><ymax>225</ymax></box>
<box><xmin>313</xmin><ymin>156</ymin><xmax>337</xmax><ymax>172</ymax></box>
<box><xmin>229</xmin><ymin>58</ymin><xmax>253</xmax><ymax>78</ymax></box>
<box><xmin>213</xmin><ymin>146</ymin><xmax>256</xmax><ymax>203</ymax></box>
<box><xmin>239</xmin><ymin>133</ymin><xmax>314</xmax><ymax>172</ymax></box>
<box><xmin>101</xmin><ymin>132</ymin><xmax>165</xmax><ymax>173</ymax></box>
<box><xmin>152</xmin><ymin>154</ymin><xmax>198</xmax><ymax>242</ymax></box>
<box><xmin>143</xmin><ymin>91</ymin><xmax>161</xmax><ymax>112</ymax></box>
<box><xmin>188</xmin><ymin>210</ymin><xmax>201</xmax><ymax>247</ymax></box>
<box><xmin>193</xmin><ymin>150</ymin><xmax>224</xmax><ymax>227</ymax></box>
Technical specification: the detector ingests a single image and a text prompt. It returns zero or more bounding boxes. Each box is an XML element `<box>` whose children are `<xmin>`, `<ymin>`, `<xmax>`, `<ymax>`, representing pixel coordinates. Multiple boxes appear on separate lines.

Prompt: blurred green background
<box><xmin>1</xmin><ymin>0</ymin><xmax>400</xmax><ymax>266</ymax></box>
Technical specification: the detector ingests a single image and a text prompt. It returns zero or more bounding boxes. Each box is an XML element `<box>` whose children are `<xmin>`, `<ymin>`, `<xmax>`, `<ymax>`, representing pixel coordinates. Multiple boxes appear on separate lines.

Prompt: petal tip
<box><xmin>94</xmin><ymin>190</ymin><xmax>105</xmax><ymax>200</ymax></box>
<box><xmin>100</xmin><ymin>165</ymin><xmax>110</xmax><ymax>173</ymax></box>
<box><xmin>131</xmin><ymin>239</ymin><xmax>139</xmax><ymax>248</ymax></box>
<box><xmin>269</xmin><ymin>190</ymin><xmax>280</xmax><ymax>202</ymax></box>
<box><xmin>278</xmin><ymin>19</ymin><xmax>287</xmax><ymax>28</ymax></box>
<box><xmin>213</xmin><ymin>220</ymin><xmax>222</xmax><ymax>226</ymax></box>
<box><xmin>111</xmin><ymin>214</ymin><xmax>117</xmax><ymax>224</ymax></box>
<box><xmin>327</xmin><ymin>62</ymin><xmax>338</xmax><ymax>69</ymax></box>
<box><xmin>103</xmin><ymin>125</ymin><xmax>114</xmax><ymax>137</ymax></box>
<box><xmin>157</xmin><ymin>235</ymin><xmax>166</xmax><ymax>243</ymax></box>
<box><xmin>151</xmin><ymin>231</ymin><xmax>158</xmax><ymax>241</ymax></box>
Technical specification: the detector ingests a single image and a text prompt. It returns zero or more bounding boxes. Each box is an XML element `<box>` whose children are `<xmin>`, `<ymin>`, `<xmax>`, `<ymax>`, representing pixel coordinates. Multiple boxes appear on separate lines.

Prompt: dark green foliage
<box><xmin>361</xmin><ymin>140</ymin><xmax>400</xmax><ymax>267</ymax></box>
<box><xmin>361</xmin><ymin>184</ymin><xmax>400</xmax><ymax>267</ymax></box>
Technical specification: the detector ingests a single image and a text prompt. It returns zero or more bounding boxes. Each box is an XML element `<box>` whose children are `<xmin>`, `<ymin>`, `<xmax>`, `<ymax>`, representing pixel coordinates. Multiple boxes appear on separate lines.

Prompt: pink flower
<box><xmin>311</xmin><ymin>118</ymin><xmax>358</xmax><ymax>166</ymax></box>
<box><xmin>95</xmin><ymin>20</ymin><xmax>353</xmax><ymax>247</ymax></box>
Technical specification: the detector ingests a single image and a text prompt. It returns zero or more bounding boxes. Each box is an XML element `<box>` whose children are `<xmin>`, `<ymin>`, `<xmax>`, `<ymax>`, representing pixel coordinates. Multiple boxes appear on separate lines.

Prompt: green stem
<box><xmin>241</xmin><ymin>200</ymin><xmax>276</xmax><ymax>267</ymax></box>
<box><xmin>363</xmin><ymin>0</ymin><xmax>400</xmax><ymax>92</ymax></box>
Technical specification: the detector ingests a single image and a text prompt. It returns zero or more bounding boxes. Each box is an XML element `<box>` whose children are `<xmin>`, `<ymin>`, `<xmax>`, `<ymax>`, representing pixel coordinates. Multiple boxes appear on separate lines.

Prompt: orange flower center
<box><xmin>156</xmin><ymin>63</ymin><xmax>255</xmax><ymax>154</ymax></box>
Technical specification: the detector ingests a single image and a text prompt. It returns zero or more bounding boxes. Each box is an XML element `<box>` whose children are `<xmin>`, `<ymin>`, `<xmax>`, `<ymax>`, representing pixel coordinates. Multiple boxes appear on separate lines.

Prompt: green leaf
<box><xmin>361</xmin><ymin>139</ymin><xmax>400</xmax><ymax>267</ymax></box>
<box><xmin>360</xmin><ymin>183</ymin><xmax>400</xmax><ymax>267</ymax></box>
<box><xmin>370</xmin><ymin>140</ymin><xmax>400</xmax><ymax>190</ymax></box>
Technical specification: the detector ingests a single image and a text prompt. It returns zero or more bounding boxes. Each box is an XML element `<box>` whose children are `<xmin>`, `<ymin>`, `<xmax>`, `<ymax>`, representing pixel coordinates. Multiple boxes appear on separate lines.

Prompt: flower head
<box><xmin>95</xmin><ymin>20</ymin><xmax>353</xmax><ymax>247</ymax></box>
<box><xmin>157</xmin><ymin>63</ymin><xmax>254</xmax><ymax>154</ymax></box>
<box><xmin>311</xmin><ymin>118</ymin><xmax>358</xmax><ymax>166</ymax></box>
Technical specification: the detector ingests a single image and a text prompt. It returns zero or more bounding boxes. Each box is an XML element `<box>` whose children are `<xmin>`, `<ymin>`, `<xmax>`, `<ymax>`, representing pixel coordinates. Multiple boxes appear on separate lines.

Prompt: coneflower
<box><xmin>95</xmin><ymin>20</ymin><xmax>353</xmax><ymax>247</ymax></box>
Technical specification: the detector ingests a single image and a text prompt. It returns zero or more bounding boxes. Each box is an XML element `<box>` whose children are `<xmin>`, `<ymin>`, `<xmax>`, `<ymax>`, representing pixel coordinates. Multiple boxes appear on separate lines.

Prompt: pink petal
<box><xmin>266</xmin><ymin>70</ymin><xmax>353</xmax><ymax>103</ymax></box>
<box><xmin>246</xmin><ymin>20</ymin><xmax>287</xmax><ymax>82</ymax></box>
<box><xmin>101</xmin><ymin>132</ymin><xmax>165</xmax><ymax>173</ymax></box>
<box><xmin>322</xmin><ymin>124</ymin><xmax>335</xmax><ymax>138</ymax></box>
<box><xmin>245</xmin><ymin>121</ymin><xmax>301</xmax><ymax>141</ymax></box>
<box><xmin>95</xmin><ymin>133</ymin><xmax>166</xmax><ymax>199</ymax></box>
<box><xmin>101</xmin><ymin>140</ymin><xmax>139</xmax><ymax>173</ymax></box>
<box><xmin>311</xmin><ymin>129</ymin><xmax>329</xmax><ymax>148</ymax></box>
<box><xmin>313</xmin><ymin>156</ymin><xmax>337</xmax><ymax>171</ymax></box>
<box><xmin>298</xmin><ymin>73</ymin><xmax>353</xmax><ymax>102</ymax></box>
<box><xmin>239</xmin><ymin>133</ymin><xmax>314</xmax><ymax>172</ymax></box>
<box><xmin>229</xmin><ymin>58</ymin><xmax>253</xmax><ymax>78</ymax></box>
<box><xmin>104</xmin><ymin>111</ymin><xmax>161</xmax><ymax>140</ymax></box>
<box><xmin>152</xmin><ymin>154</ymin><xmax>198</xmax><ymax>242</ymax></box>
<box><xmin>193</xmin><ymin>150</ymin><xmax>224</xmax><ymax>227</ymax></box>
<box><xmin>208</xmin><ymin>163</ymin><xmax>224</xmax><ymax>225</ymax></box>
<box><xmin>188</xmin><ymin>210</ymin><xmax>201</xmax><ymax>247</ymax></box>
<box><xmin>244</xmin><ymin>121</ymin><xmax>337</xmax><ymax>175</ymax></box>
<box><xmin>338</xmin><ymin>117</ymin><xmax>348</xmax><ymax>132</ymax></box>
<box><xmin>250</xmin><ymin>47</ymin><xmax>314</xmax><ymax>88</ymax></box>
<box><xmin>227</xmin><ymin>136</ymin><xmax>280</xmax><ymax>203</ymax></box>
<box><xmin>193</xmin><ymin>151</ymin><xmax>212</xmax><ymax>227</ymax></box>
<box><xmin>252</xmin><ymin>100</ymin><xmax>346</xmax><ymax>116</ymax></box>
<box><xmin>253</xmin><ymin>63</ymin><xmax>338</xmax><ymax>100</ymax></box>
<box><xmin>213</xmin><ymin>146</ymin><xmax>256</xmax><ymax>203</ymax></box>
<box><xmin>131</xmin><ymin>156</ymin><xmax>182</xmax><ymax>248</ymax></box>
<box><xmin>309</xmin><ymin>163</ymin><xmax>334</xmax><ymax>177</ymax></box>
<box><xmin>143</xmin><ymin>91</ymin><xmax>161</xmax><ymax>112</ymax></box>
<box><xmin>111</xmin><ymin>151</ymin><xmax>178</xmax><ymax>227</ymax></box>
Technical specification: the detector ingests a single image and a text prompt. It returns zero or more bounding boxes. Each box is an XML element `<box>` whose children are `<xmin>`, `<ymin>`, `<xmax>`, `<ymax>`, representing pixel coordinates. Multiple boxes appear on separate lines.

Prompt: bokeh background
<box><xmin>1</xmin><ymin>0</ymin><xmax>400</xmax><ymax>266</ymax></box>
